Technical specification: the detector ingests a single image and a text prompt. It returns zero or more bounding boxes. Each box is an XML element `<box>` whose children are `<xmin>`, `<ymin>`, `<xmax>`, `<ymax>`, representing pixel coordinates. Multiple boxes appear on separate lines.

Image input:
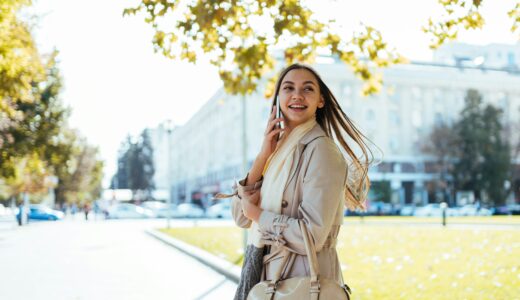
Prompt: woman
<box><xmin>229</xmin><ymin>63</ymin><xmax>372</xmax><ymax>300</ymax></box>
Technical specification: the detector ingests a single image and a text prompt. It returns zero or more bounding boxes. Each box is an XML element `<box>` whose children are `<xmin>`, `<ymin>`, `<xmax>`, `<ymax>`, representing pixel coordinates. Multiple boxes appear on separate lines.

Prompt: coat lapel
<box><xmin>282</xmin><ymin>124</ymin><xmax>327</xmax><ymax>193</ymax></box>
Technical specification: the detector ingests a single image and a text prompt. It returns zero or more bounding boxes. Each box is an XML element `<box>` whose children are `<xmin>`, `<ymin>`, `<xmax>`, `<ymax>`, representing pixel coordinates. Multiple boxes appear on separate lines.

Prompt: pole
<box><xmin>241</xmin><ymin>95</ymin><xmax>248</xmax><ymax>250</ymax></box>
<box><xmin>167</xmin><ymin>123</ymin><xmax>173</xmax><ymax>229</ymax></box>
<box><xmin>22</xmin><ymin>192</ymin><xmax>29</xmax><ymax>225</ymax></box>
<box><xmin>441</xmin><ymin>202</ymin><xmax>447</xmax><ymax>227</ymax></box>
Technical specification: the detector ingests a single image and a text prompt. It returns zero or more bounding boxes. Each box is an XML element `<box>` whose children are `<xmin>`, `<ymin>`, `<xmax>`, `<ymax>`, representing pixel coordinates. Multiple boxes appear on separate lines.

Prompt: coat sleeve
<box><xmin>231</xmin><ymin>173</ymin><xmax>263</xmax><ymax>229</ymax></box>
<box><xmin>257</xmin><ymin>138</ymin><xmax>347</xmax><ymax>254</ymax></box>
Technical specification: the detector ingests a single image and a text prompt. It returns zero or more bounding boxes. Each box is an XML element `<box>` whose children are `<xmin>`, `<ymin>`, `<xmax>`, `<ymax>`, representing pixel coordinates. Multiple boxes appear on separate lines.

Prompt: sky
<box><xmin>28</xmin><ymin>0</ymin><xmax>519</xmax><ymax>187</ymax></box>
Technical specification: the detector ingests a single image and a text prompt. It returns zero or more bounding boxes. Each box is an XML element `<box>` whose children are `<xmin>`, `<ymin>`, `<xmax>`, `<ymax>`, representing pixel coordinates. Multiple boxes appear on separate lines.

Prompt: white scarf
<box><xmin>248</xmin><ymin>118</ymin><xmax>318</xmax><ymax>247</ymax></box>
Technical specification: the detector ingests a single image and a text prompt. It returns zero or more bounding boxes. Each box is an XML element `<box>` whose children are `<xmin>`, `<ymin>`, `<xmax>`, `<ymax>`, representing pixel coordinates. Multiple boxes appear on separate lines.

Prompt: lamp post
<box><xmin>166</xmin><ymin>120</ymin><xmax>173</xmax><ymax>229</ymax></box>
<box><xmin>241</xmin><ymin>95</ymin><xmax>248</xmax><ymax>250</ymax></box>
<box><xmin>440</xmin><ymin>201</ymin><xmax>447</xmax><ymax>227</ymax></box>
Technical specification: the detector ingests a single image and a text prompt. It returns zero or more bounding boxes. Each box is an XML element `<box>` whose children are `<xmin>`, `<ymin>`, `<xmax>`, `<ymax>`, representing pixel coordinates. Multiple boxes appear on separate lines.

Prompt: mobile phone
<box><xmin>275</xmin><ymin>95</ymin><xmax>284</xmax><ymax>141</ymax></box>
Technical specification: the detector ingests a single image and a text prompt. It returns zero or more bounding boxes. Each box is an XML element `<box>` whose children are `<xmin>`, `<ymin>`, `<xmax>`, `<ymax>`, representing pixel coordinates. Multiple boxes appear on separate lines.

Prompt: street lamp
<box><xmin>440</xmin><ymin>202</ymin><xmax>447</xmax><ymax>227</ymax></box>
<box><xmin>241</xmin><ymin>95</ymin><xmax>248</xmax><ymax>250</ymax></box>
<box><xmin>165</xmin><ymin>119</ymin><xmax>174</xmax><ymax>229</ymax></box>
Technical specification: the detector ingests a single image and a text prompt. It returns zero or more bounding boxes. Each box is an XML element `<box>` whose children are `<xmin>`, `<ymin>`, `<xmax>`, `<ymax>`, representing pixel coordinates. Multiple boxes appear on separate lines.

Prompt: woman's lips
<box><xmin>288</xmin><ymin>104</ymin><xmax>307</xmax><ymax>112</ymax></box>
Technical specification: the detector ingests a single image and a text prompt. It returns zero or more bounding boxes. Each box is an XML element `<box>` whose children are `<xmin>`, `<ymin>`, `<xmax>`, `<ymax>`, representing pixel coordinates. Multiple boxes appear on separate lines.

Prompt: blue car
<box><xmin>16</xmin><ymin>205</ymin><xmax>64</xmax><ymax>222</ymax></box>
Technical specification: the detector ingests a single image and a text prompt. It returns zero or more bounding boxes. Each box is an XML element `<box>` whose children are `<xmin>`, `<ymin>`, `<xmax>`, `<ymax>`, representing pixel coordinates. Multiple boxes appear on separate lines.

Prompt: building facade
<box><xmin>149</xmin><ymin>43</ymin><xmax>520</xmax><ymax>207</ymax></box>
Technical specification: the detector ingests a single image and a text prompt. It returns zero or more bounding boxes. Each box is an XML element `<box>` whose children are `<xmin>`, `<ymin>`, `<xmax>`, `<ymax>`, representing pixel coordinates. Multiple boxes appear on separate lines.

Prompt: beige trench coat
<box><xmin>231</xmin><ymin>123</ymin><xmax>347</xmax><ymax>283</ymax></box>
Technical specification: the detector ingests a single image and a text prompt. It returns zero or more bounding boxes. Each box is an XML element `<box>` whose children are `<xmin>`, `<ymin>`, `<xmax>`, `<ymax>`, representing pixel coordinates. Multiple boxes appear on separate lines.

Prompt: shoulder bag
<box><xmin>247</xmin><ymin>219</ymin><xmax>352</xmax><ymax>300</ymax></box>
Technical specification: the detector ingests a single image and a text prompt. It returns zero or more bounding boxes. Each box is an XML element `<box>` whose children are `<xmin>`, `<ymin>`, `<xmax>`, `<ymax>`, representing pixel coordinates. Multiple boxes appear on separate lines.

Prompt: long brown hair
<box><xmin>272</xmin><ymin>63</ymin><xmax>374</xmax><ymax>211</ymax></box>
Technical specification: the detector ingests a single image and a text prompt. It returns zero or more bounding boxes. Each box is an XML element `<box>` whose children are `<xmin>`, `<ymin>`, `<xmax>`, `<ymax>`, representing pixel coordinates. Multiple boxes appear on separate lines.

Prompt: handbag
<box><xmin>247</xmin><ymin>219</ymin><xmax>352</xmax><ymax>300</ymax></box>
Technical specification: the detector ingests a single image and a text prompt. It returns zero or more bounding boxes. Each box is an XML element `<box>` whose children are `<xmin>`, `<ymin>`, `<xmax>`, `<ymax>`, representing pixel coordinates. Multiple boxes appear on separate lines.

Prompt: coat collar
<box><xmin>299</xmin><ymin>123</ymin><xmax>327</xmax><ymax>145</ymax></box>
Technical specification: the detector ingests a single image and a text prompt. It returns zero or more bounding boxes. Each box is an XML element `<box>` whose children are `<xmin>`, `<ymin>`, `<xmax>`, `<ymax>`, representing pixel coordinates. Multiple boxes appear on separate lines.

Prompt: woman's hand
<box><xmin>241</xmin><ymin>190</ymin><xmax>262</xmax><ymax>222</ymax></box>
<box><xmin>259</xmin><ymin>105</ymin><xmax>284</xmax><ymax>159</ymax></box>
<box><xmin>240</xmin><ymin>190</ymin><xmax>260</xmax><ymax>205</ymax></box>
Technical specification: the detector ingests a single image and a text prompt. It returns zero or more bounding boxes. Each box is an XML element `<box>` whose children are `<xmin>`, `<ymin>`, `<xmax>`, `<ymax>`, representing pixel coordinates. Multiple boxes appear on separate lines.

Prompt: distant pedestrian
<box><xmin>217</xmin><ymin>63</ymin><xmax>373</xmax><ymax>299</ymax></box>
<box><xmin>83</xmin><ymin>203</ymin><xmax>91</xmax><ymax>221</ymax></box>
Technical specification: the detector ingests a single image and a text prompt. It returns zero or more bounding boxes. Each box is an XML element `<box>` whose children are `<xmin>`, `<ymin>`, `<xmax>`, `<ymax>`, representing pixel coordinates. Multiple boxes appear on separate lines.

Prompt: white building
<box><xmin>434</xmin><ymin>42</ymin><xmax>520</xmax><ymax>70</ymax></box>
<box><xmin>149</xmin><ymin>43</ymin><xmax>520</xmax><ymax>207</ymax></box>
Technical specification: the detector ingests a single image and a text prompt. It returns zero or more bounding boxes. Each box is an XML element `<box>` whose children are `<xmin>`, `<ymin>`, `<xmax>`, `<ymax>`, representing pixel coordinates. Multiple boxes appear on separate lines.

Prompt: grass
<box><xmin>342</xmin><ymin>215</ymin><xmax>520</xmax><ymax>224</ymax></box>
<box><xmin>160</xmin><ymin>217</ymin><xmax>520</xmax><ymax>300</ymax></box>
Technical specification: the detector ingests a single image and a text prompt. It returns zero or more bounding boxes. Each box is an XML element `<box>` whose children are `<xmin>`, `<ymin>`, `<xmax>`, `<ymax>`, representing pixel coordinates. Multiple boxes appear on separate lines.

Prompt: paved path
<box><xmin>0</xmin><ymin>217</ymin><xmax>237</xmax><ymax>300</ymax></box>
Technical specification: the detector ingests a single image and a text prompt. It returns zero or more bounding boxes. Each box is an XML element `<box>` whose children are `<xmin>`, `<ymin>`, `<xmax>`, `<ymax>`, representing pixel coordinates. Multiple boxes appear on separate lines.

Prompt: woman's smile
<box><xmin>287</xmin><ymin>103</ymin><xmax>308</xmax><ymax>113</ymax></box>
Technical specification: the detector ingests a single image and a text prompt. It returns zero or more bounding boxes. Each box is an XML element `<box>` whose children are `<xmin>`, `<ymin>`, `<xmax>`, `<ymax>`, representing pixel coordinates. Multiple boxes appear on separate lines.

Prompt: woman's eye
<box><xmin>304</xmin><ymin>87</ymin><xmax>314</xmax><ymax>91</ymax></box>
<box><xmin>283</xmin><ymin>86</ymin><xmax>293</xmax><ymax>90</ymax></box>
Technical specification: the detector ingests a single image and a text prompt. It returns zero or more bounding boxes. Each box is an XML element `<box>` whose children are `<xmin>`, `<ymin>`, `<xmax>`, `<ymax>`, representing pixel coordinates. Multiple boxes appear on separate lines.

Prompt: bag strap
<box><xmin>299</xmin><ymin>220</ymin><xmax>320</xmax><ymax>300</ymax></box>
<box><xmin>265</xmin><ymin>219</ymin><xmax>321</xmax><ymax>300</ymax></box>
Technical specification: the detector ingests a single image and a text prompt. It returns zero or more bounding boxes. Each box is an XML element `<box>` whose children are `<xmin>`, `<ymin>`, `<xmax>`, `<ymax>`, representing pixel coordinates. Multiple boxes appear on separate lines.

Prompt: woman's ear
<box><xmin>318</xmin><ymin>96</ymin><xmax>325</xmax><ymax>108</ymax></box>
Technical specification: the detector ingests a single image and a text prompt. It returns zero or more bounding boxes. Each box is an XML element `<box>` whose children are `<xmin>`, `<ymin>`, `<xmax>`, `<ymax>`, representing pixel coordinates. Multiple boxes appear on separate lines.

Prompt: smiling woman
<box><xmin>218</xmin><ymin>63</ymin><xmax>377</xmax><ymax>300</ymax></box>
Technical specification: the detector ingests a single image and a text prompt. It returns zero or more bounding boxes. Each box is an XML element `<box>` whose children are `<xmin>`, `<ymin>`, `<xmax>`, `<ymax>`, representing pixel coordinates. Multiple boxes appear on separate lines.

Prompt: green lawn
<box><xmin>160</xmin><ymin>217</ymin><xmax>520</xmax><ymax>300</ymax></box>
<box><xmin>342</xmin><ymin>215</ymin><xmax>520</xmax><ymax>224</ymax></box>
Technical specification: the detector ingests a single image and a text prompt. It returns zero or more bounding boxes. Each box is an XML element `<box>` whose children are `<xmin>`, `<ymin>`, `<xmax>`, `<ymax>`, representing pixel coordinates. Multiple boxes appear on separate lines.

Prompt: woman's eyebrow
<box><xmin>281</xmin><ymin>80</ymin><xmax>317</xmax><ymax>86</ymax></box>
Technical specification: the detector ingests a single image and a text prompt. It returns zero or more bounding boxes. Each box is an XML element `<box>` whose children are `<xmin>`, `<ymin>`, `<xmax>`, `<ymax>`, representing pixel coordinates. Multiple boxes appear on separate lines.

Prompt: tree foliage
<box><xmin>421</xmin><ymin>121</ymin><xmax>458</xmax><ymax>204</ymax></box>
<box><xmin>0</xmin><ymin>0</ymin><xmax>45</xmax><ymax>128</ymax></box>
<box><xmin>424</xmin><ymin>89</ymin><xmax>513</xmax><ymax>206</ymax></box>
<box><xmin>479</xmin><ymin>104</ymin><xmax>511</xmax><ymax>205</ymax></box>
<box><xmin>124</xmin><ymin>0</ymin><xmax>518</xmax><ymax>97</ymax></box>
<box><xmin>54</xmin><ymin>134</ymin><xmax>104</xmax><ymax>205</ymax></box>
<box><xmin>123</xmin><ymin>0</ymin><xmax>407</xmax><ymax>96</ymax></box>
<box><xmin>111</xmin><ymin>130</ymin><xmax>155</xmax><ymax>199</ymax></box>
<box><xmin>0</xmin><ymin>1</ymin><xmax>104</xmax><ymax>205</ymax></box>
<box><xmin>423</xmin><ymin>0</ymin><xmax>486</xmax><ymax>49</ymax></box>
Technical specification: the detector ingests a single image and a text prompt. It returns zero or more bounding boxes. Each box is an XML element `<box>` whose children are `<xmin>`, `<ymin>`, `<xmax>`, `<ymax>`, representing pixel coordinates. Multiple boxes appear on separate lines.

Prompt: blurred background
<box><xmin>1</xmin><ymin>0</ymin><xmax>519</xmax><ymax>299</ymax></box>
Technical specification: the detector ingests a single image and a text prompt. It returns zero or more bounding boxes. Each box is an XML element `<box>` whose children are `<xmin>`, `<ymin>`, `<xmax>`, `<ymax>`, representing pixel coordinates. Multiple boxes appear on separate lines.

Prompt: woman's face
<box><xmin>278</xmin><ymin>69</ymin><xmax>324</xmax><ymax>129</ymax></box>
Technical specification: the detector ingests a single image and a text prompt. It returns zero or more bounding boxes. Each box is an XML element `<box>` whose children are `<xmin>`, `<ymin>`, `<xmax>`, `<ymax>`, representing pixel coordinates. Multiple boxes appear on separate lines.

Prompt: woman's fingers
<box><xmin>264</xmin><ymin>106</ymin><xmax>277</xmax><ymax>134</ymax></box>
<box><xmin>267</xmin><ymin>128</ymin><xmax>283</xmax><ymax>140</ymax></box>
<box><xmin>265</xmin><ymin>118</ymin><xmax>284</xmax><ymax>135</ymax></box>
<box><xmin>243</xmin><ymin>190</ymin><xmax>261</xmax><ymax>205</ymax></box>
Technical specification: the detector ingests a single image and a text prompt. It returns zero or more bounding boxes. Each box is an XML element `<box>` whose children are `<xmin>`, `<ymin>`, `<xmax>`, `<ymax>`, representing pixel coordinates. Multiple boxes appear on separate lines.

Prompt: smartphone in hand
<box><xmin>275</xmin><ymin>95</ymin><xmax>284</xmax><ymax>141</ymax></box>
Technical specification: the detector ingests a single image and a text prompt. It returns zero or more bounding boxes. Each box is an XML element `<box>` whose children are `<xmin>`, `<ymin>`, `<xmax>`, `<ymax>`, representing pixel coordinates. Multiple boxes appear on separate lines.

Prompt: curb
<box><xmin>145</xmin><ymin>228</ymin><xmax>241</xmax><ymax>283</ymax></box>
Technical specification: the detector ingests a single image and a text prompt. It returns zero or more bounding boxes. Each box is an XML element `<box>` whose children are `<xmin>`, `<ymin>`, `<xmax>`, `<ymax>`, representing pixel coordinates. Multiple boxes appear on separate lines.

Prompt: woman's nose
<box><xmin>290</xmin><ymin>90</ymin><xmax>304</xmax><ymax>100</ymax></box>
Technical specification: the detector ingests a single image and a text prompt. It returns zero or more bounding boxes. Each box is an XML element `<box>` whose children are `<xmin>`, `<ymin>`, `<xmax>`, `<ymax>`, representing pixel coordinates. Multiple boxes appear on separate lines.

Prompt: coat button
<box><xmin>281</xmin><ymin>200</ymin><xmax>288</xmax><ymax>208</ymax></box>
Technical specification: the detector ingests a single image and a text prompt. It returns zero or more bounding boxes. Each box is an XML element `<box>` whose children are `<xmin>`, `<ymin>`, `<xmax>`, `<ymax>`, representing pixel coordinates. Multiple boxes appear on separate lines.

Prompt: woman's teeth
<box><xmin>289</xmin><ymin>105</ymin><xmax>307</xmax><ymax>110</ymax></box>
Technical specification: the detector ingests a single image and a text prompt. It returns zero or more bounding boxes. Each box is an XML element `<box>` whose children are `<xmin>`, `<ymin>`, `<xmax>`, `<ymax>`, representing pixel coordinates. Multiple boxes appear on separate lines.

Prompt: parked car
<box><xmin>206</xmin><ymin>200</ymin><xmax>232</xmax><ymax>219</ymax></box>
<box><xmin>494</xmin><ymin>204</ymin><xmax>520</xmax><ymax>215</ymax></box>
<box><xmin>16</xmin><ymin>205</ymin><xmax>64</xmax><ymax>221</ymax></box>
<box><xmin>367</xmin><ymin>201</ymin><xmax>394</xmax><ymax>216</ymax></box>
<box><xmin>176</xmin><ymin>203</ymin><xmax>205</xmax><ymax>218</ymax></box>
<box><xmin>141</xmin><ymin>201</ymin><xmax>179</xmax><ymax>218</ymax></box>
<box><xmin>458</xmin><ymin>204</ymin><xmax>493</xmax><ymax>216</ymax></box>
<box><xmin>414</xmin><ymin>204</ymin><xmax>443</xmax><ymax>217</ymax></box>
<box><xmin>399</xmin><ymin>205</ymin><xmax>416</xmax><ymax>216</ymax></box>
<box><xmin>446</xmin><ymin>207</ymin><xmax>461</xmax><ymax>217</ymax></box>
<box><xmin>458</xmin><ymin>204</ymin><xmax>478</xmax><ymax>216</ymax></box>
<box><xmin>106</xmin><ymin>203</ymin><xmax>154</xmax><ymax>219</ymax></box>
<box><xmin>0</xmin><ymin>204</ymin><xmax>12</xmax><ymax>217</ymax></box>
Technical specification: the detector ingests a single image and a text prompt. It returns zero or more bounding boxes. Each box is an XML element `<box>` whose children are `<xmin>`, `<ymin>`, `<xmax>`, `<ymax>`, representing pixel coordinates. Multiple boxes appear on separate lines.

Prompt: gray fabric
<box><xmin>233</xmin><ymin>245</ymin><xmax>266</xmax><ymax>300</ymax></box>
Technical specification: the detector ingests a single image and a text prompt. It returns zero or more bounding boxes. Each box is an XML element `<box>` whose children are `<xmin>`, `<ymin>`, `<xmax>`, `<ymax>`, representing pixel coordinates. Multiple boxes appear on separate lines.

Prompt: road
<box><xmin>0</xmin><ymin>215</ymin><xmax>237</xmax><ymax>300</ymax></box>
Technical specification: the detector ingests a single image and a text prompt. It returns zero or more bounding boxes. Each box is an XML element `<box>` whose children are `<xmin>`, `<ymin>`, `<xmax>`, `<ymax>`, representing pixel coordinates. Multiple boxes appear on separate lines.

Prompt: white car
<box><xmin>207</xmin><ymin>201</ymin><xmax>232</xmax><ymax>219</ymax></box>
<box><xmin>176</xmin><ymin>203</ymin><xmax>205</xmax><ymax>218</ymax></box>
<box><xmin>414</xmin><ymin>204</ymin><xmax>442</xmax><ymax>217</ymax></box>
<box><xmin>107</xmin><ymin>203</ymin><xmax>154</xmax><ymax>219</ymax></box>
<box><xmin>141</xmin><ymin>201</ymin><xmax>179</xmax><ymax>218</ymax></box>
<box><xmin>458</xmin><ymin>204</ymin><xmax>493</xmax><ymax>216</ymax></box>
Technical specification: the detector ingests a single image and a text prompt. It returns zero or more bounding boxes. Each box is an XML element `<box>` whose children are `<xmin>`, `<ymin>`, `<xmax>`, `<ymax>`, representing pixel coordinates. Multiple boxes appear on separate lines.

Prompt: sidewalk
<box><xmin>0</xmin><ymin>218</ymin><xmax>237</xmax><ymax>300</ymax></box>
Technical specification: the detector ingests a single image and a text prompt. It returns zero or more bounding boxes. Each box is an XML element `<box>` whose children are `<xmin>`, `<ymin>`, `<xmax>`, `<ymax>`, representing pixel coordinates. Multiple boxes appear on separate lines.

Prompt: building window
<box><xmin>366</xmin><ymin>109</ymin><xmax>375</xmax><ymax>121</ymax></box>
<box><xmin>389</xmin><ymin>138</ymin><xmax>399</xmax><ymax>152</ymax></box>
<box><xmin>412</xmin><ymin>110</ymin><xmax>422</xmax><ymax>128</ymax></box>
<box><xmin>507</xmin><ymin>52</ymin><xmax>515</xmax><ymax>66</ymax></box>
<box><xmin>389</xmin><ymin>110</ymin><xmax>400</xmax><ymax>126</ymax></box>
<box><xmin>388</xmin><ymin>87</ymin><xmax>400</xmax><ymax>103</ymax></box>
<box><xmin>434</xmin><ymin>112</ymin><xmax>443</xmax><ymax>126</ymax></box>
<box><xmin>343</xmin><ymin>84</ymin><xmax>352</xmax><ymax>97</ymax></box>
